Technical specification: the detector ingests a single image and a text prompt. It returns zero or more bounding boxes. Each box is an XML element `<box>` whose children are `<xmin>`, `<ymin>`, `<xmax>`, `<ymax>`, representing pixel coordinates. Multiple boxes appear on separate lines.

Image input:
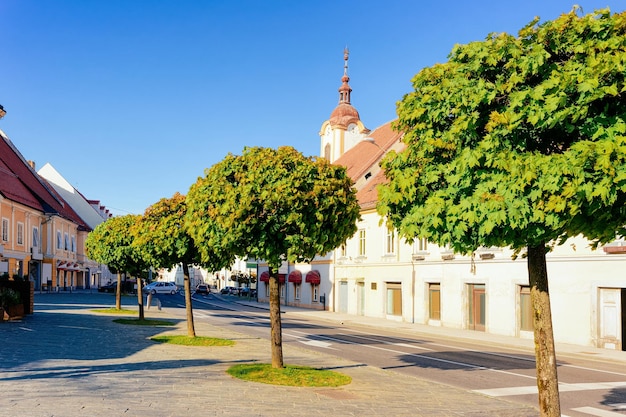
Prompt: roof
<box><xmin>0</xmin><ymin>129</ymin><xmax>90</xmax><ymax>230</ymax></box>
<box><xmin>333</xmin><ymin>121</ymin><xmax>404</xmax><ymax>208</ymax></box>
<box><xmin>38</xmin><ymin>163</ymin><xmax>105</xmax><ymax>230</ymax></box>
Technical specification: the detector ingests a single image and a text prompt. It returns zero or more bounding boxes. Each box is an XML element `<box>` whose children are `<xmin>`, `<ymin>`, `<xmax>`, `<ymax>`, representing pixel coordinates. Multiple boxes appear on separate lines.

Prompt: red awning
<box><xmin>305</xmin><ymin>270</ymin><xmax>321</xmax><ymax>285</ymax></box>
<box><xmin>287</xmin><ymin>270</ymin><xmax>302</xmax><ymax>284</ymax></box>
<box><xmin>260</xmin><ymin>272</ymin><xmax>287</xmax><ymax>284</ymax></box>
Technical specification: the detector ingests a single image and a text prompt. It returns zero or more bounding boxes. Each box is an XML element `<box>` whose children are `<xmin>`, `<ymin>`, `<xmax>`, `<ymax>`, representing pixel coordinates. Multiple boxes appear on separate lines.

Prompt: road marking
<box><xmin>474</xmin><ymin>381</ymin><xmax>626</xmax><ymax>397</ymax></box>
<box><xmin>300</xmin><ymin>340</ymin><xmax>334</xmax><ymax>349</ymax></box>
<box><xmin>571</xmin><ymin>406</ymin><xmax>626</xmax><ymax>416</ymax></box>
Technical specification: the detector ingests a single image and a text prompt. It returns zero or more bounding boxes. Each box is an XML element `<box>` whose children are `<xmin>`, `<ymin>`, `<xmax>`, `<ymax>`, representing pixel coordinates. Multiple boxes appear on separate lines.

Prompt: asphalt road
<box><xmin>157</xmin><ymin>291</ymin><xmax>626</xmax><ymax>417</ymax></box>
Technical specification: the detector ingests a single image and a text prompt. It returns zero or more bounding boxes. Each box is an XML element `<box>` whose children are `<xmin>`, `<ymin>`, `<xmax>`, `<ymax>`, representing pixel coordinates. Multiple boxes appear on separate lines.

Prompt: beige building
<box><xmin>257</xmin><ymin>50</ymin><xmax>626</xmax><ymax>351</ymax></box>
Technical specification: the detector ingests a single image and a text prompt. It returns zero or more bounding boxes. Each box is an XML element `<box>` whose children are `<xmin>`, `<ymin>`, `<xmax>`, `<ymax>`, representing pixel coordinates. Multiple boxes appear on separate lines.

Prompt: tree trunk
<box><xmin>115</xmin><ymin>273</ymin><xmax>122</xmax><ymax>310</ymax></box>
<box><xmin>182</xmin><ymin>263</ymin><xmax>196</xmax><ymax>337</ymax></box>
<box><xmin>137</xmin><ymin>278</ymin><xmax>144</xmax><ymax>320</ymax></box>
<box><xmin>269</xmin><ymin>267</ymin><xmax>284</xmax><ymax>368</ymax></box>
<box><xmin>527</xmin><ymin>244</ymin><xmax>561</xmax><ymax>416</ymax></box>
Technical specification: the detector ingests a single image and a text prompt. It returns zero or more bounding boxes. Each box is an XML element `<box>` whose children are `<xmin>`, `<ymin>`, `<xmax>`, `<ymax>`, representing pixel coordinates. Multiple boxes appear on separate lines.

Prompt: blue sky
<box><xmin>1</xmin><ymin>1</ymin><xmax>623</xmax><ymax>216</ymax></box>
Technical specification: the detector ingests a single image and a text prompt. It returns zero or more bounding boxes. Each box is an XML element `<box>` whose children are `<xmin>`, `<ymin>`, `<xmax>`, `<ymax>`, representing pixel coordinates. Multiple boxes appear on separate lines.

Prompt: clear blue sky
<box><xmin>1</xmin><ymin>1</ymin><xmax>623</xmax><ymax>216</ymax></box>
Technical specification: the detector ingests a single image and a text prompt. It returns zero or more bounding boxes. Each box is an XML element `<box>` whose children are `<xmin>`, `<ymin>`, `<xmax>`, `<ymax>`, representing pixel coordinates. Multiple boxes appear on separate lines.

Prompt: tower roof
<box><xmin>329</xmin><ymin>48</ymin><xmax>361</xmax><ymax>129</ymax></box>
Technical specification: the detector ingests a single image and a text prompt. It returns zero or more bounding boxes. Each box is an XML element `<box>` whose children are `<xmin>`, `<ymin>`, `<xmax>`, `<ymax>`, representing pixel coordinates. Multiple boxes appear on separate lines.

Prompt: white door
<box><xmin>599</xmin><ymin>288</ymin><xmax>622</xmax><ymax>350</ymax></box>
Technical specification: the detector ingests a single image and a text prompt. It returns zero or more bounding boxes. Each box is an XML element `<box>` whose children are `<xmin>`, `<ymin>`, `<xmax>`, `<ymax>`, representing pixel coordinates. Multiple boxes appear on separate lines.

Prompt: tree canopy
<box><xmin>379</xmin><ymin>7</ymin><xmax>626</xmax><ymax>255</ymax></box>
<box><xmin>85</xmin><ymin>214</ymin><xmax>143</xmax><ymax>310</ymax></box>
<box><xmin>186</xmin><ymin>146</ymin><xmax>360</xmax><ymax>270</ymax></box>
<box><xmin>377</xmin><ymin>8</ymin><xmax>626</xmax><ymax>416</ymax></box>
<box><xmin>186</xmin><ymin>146</ymin><xmax>360</xmax><ymax>368</ymax></box>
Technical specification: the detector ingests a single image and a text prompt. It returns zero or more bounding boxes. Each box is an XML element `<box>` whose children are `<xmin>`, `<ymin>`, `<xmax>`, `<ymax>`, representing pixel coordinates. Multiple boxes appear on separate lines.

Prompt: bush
<box><xmin>0</xmin><ymin>288</ymin><xmax>21</xmax><ymax>308</ymax></box>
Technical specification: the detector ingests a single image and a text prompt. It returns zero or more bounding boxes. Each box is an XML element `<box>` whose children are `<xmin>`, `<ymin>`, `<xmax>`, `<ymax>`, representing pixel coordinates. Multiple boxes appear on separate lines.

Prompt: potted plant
<box><xmin>0</xmin><ymin>287</ymin><xmax>22</xmax><ymax>320</ymax></box>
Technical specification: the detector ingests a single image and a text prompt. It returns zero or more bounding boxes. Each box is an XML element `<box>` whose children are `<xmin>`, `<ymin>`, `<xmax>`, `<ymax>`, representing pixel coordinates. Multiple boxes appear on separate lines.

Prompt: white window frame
<box><xmin>294</xmin><ymin>283</ymin><xmax>301</xmax><ymax>300</ymax></box>
<box><xmin>71</xmin><ymin>235</ymin><xmax>76</xmax><ymax>252</ymax></box>
<box><xmin>57</xmin><ymin>231</ymin><xmax>62</xmax><ymax>250</ymax></box>
<box><xmin>17</xmin><ymin>222</ymin><xmax>24</xmax><ymax>245</ymax></box>
<box><xmin>385</xmin><ymin>227</ymin><xmax>395</xmax><ymax>255</ymax></box>
<box><xmin>2</xmin><ymin>218</ymin><xmax>9</xmax><ymax>242</ymax></box>
<box><xmin>32</xmin><ymin>227</ymin><xmax>40</xmax><ymax>248</ymax></box>
<box><xmin>312</xmin><ymin>285</ymin><xmax>319</xmax><ymax>302</ymax></box>
<box><xmin>64</xmin><ymin>233</ymin><xmax>69</xmax><ymax>251</ymax></box>
<box><xmin>358</xmin><ymin>229</ymin><xmax>366</xmax><ymax>256</ymax></box>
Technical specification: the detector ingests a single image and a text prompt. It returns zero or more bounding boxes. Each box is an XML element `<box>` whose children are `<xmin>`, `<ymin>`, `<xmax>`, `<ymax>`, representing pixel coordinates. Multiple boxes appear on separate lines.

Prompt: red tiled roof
<box><xmin>0</xmin><ymin>131</ymin><xmax>90</xmax><ymax>230</ymax></box>
<box><xmin>333</xmin><ymin>120</ymin><xmax>405</xmax><ymax>208</ymax></box>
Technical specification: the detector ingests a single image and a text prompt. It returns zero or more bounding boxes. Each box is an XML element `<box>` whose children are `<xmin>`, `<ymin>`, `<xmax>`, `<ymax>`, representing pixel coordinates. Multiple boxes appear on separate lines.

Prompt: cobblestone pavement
<box><xmin>0</xmin><ymin>292</ymin><xmax>539</xmax><ymax>417</ymax></box>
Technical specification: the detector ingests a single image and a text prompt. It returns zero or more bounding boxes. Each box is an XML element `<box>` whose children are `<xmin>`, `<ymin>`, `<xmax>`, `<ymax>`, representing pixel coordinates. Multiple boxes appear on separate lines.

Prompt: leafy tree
<box><xmin>186</xmin><ymin>146</ymin><xmax>360</xmax><ymax>368</ymax></box>
<box><xmin>378</xmin><ymin>8</ymin><xmax>626</xmax><ymax>416</ymax></box>
<box><xmin>85</xmin><ymin>215</ymin><xmax>143</xmax><ymax>313</ymax></box>
<box><xmin>132</xmin><ymin>193</ymin><xmax>210</xmax><ymax>336</ymax></box>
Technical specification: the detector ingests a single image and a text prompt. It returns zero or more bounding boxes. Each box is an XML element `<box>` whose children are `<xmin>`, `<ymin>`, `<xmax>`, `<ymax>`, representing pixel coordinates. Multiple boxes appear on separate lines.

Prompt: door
<box><xmin>599</xmin><ymin>288</ymin><xmax>623</xmax><ymax>350</ymax></box>
<box><xmin>338</xmin><ymin>281</ymin><xmax>348</xmax><ymax>314</ymax></box>
<box><xmin>468</xmin><ymin>284</ymin><xmax>485</xmax><ymax>331</ymax></box>
<box><xmin>357</xmin><ymin>281</ymin><xmax>365</xmax><ymax>316</ymax></box>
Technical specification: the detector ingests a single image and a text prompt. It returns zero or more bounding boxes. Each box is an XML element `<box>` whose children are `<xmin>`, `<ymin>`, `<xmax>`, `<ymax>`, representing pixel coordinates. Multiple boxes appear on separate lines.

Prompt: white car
<box><xmin>143</xmin><ymin>281</ymin><xmax>178</xmax><ymax>295</ymax></box>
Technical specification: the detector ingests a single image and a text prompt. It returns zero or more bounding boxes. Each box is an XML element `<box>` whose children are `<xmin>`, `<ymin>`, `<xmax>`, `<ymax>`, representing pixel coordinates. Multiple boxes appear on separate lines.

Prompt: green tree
<box><xmin>378</xmin><ymin>8</ymin><xmax>626</xmax><ymax>416</ymax></box>
<box><xmin>133</xmin><ymin>193</ymin><xmax>212</xmax><ymax>336</ymax></box>
<box><xmin>85</xmin><ymin>215</ymin><xmax>143</xmax><ymax>313</ymax></box>
<box><xmin>186</xmin><ymin>146</ymin><xmax>360</xmax><ymax>368</ymax></box>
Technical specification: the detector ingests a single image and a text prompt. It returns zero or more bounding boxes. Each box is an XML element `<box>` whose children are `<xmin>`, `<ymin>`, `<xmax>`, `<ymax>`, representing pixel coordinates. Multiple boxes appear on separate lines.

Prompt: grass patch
<box><xmin>227</xmin><ymin>363</ymin><xmax>352</xmax><ymax>387</ymax></box>
<box><xmin>113</xmin><ymin>318</ymin><xmax>175</xmax><ymax>326</ymax></box>
<box><xmin>92</xmin><ymin>308</ymin><xmax>136</xmax><ymax>315</ymax></box>
<box><xmin>151</xmin><ymin>335</ymin><xmax>235</xmax><ymax>346</ymax></box>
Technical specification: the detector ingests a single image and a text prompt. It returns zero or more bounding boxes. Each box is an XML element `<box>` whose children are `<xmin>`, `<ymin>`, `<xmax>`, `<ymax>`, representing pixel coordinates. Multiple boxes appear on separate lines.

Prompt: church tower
<box><xmin>319</xmin><ymin>48</ymin><xmax>370</xmax><ymax>162</ymax></box>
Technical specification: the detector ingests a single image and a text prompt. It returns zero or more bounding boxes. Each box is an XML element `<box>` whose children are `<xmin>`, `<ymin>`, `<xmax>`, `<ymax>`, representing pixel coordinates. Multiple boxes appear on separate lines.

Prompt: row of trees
<box><xmin>85</xmin><ymin>146</ymin><xmax>360</xmax><ymax>367</ymax></box>
<box><xmin>86</xmin><ymin>8</ymin><xmax>626</xmax><ymax>415</ymax></box>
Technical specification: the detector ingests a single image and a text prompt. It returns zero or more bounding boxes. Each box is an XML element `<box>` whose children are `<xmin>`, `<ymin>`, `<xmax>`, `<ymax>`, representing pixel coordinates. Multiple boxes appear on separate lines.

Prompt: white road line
<box><xmin>474</xmin><ymin>381</ymin><xmax>626</xmax><ymax>397</ymax></box>
<box><xmin>571</xmin><ymin>406</ymin><xmax>626</xmax><ymax>416</ymax></box>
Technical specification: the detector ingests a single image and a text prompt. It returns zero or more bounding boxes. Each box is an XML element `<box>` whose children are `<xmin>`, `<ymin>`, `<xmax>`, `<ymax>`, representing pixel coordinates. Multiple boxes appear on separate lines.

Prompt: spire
<box><xmin>338</xmin><ymin>47</ymin><xmax>352</xmax><ymax>104</ymax></box>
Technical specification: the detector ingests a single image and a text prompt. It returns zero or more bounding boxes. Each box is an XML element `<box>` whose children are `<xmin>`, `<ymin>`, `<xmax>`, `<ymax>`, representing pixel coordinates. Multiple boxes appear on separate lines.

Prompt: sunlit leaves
<box><xmin>379</xmin><ymin>7</ymin><xmax>626</xmax><ymax>253</ymax></box>
<box><xmin>186</xmin><ymin>146</ymin><xmax>360</xmax><ymax>271</ymax></box>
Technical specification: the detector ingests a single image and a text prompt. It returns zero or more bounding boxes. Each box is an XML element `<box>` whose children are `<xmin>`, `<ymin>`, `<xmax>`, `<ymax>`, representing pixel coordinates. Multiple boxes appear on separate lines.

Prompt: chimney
<box><xmin>27</xmin><ymin>160</ymin><xmax>36</xmax><ymax>170</ymax></box>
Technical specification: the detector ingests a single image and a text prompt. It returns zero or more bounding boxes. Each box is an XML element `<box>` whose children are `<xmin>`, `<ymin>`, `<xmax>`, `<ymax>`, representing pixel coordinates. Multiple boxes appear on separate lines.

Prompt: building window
<box><xmin>17</xmin><ymin>222</ymin><xmax>24</xmax><ymax>245</ymax></box>
<box><xmin>2</xmin><ymin>218</ymin><xmax>9</xmax><ymax>242</ymax></box>
<box><xmin>71</xmin><ymin>236</ymin><xmax>76</xmax><ymax>253</ymax></box>
<box><xmin>413</xmin><ymin>237</ymin><xmax>428</xmax><ymax>252</ymax></box>
<box><xmin>358</xmin><ymin>229</ymin><xmax>366</xmax><ymax>256</ymax></box>
<box><xmin>57</xmin><ymin>231</ymin><xmax>62</xmax><ymax>250</ymax></box>
<box><xmin>468</xmin><ymin>284</ymin><xmax>486</xmax><ymax>331</ymax></box>
<box><xmin>294</xmin><ymin>283</ymin><xmax>301</xmax><ymax>300</ymax></box>
<box><xmin>520</xmin><ymin>286</ymin><xmax>533</xmax><ymax>331</ymax></box>
<box><xmin>385</xmin><ymin>226</ymin><xmax>395</xmax><ymax>254</ymax></box>
<box><xmin>32</xmin><ymin>227</ymin><xmax>40</xmax><ymax>247</ymax></box>
<box><xmin>64</xmin><ymin>233</ymin><xmax>70</xmax><ymax>250</ymax></box>
<box><xmin>280</xmin><ymin>284</ymin><xmax>285</xmax><ymax>299</ymax></box>
<box><xmin>340</xmin><ymin>244</ymin><xmax>346</xmax><ymax>257</ymax></box>
<box><xmin>386</xmin><ymin>282</ymin><xmax>402</xmax><ymax>316</ymax></box>
<box><xmin>265</xmin><ymin>284</ymin><xmax>270</xmax><ymax>298</ymax></box>
<box><xmin>312</xmin><ymin>285</ymin><xmax>319</xmax><ymax>302</ymax></box>
<box><xmin>429</xmin><ymin>283</ymin><xmax>441</xmax><ymax>320</ymax></box>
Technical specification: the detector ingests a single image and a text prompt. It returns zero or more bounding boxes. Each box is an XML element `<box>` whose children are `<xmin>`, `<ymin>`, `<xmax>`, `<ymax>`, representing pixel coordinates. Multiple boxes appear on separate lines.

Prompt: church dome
<box><xmin>330</xmin><ymin>102</ymin><xmax>361</xmax><ymax>129</ymax></box>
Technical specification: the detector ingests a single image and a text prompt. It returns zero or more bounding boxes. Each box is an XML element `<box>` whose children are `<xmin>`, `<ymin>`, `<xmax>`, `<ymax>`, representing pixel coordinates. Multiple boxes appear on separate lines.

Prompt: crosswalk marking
<box><xmin>473</xmin><ymin>381</ymin><xmax>626</xmax><ymax>397</ymax></box>
<box><xmin>571</xmin><ymin>406</ymin><xmax>626</xmax><ymax>416</ymax></box>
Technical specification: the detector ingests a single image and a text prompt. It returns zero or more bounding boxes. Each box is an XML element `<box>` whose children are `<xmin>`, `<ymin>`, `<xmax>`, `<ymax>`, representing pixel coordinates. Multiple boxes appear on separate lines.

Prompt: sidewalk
<box><xmin>0</xmin><ymin>292</ymin><xmax>542</xmax><ymax>416</ymax></box>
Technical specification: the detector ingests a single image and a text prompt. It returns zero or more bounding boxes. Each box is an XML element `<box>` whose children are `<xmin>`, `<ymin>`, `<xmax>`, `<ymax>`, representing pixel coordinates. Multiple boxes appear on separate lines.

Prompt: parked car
<box><xmin>98</xmin><ymin>283</ymin><xmax>116</xmax><ymax>293</ymax></box>
<box><xmin>229</xmin><ymin>286</ymin><xmax>240</xmax><ymax>295</ymax></box>
<box><xmin>195</xmin><ymin>284</ymin><xmax>210</xmax><ymax>295</ymax></box>
<box><xmin>220</xmin><ymin>286</ymin><xmax>238</xmax><ymax>295</ymax></box>
<box><xmin>143</xmin><ymin>281</ymin><xmax>178</xmax><ymax>295</ymax></box>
